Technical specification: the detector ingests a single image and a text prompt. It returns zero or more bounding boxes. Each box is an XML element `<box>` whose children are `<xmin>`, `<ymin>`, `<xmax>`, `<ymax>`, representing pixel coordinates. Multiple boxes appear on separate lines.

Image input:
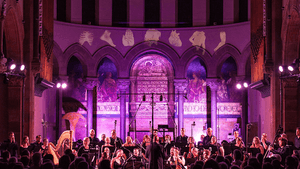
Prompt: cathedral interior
<box><xmin>0</xmin><ymin>0</ymin><xmax>299</xmax><ymax>148</ymax></box>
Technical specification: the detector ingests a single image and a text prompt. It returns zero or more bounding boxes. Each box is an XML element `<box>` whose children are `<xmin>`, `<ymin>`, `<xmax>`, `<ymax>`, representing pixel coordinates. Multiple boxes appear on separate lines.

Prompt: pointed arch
<box><xmin>213</xmin><ymin>44</ymin><xmax>242</xmax><ymax>77</ymax></box>
<box><xmin>182</xmin><ymin>46</ymin><xmax>212</xmax><ymax>78</ymax></box>
<box><xmin>92</xmin><ymin>45</ymin><xmax>123</xmax><ymax>77</ymax></box>
<box><xmin>62</xmin><ymin>43</ymin><xmax>92</xmax><ymax>76</ymax></box>
<box><xmin>124</xmin><ymin>41</ymin><xmax>179</xmax><ymax>78</ymax></box>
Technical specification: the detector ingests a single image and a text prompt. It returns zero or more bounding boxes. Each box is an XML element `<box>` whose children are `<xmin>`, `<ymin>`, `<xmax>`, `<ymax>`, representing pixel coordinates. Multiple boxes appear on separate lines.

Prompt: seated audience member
<box><xmin>58</xmin><ymin>155</ymin><xmax>71</xmax><ymax>169</ymax></box>
<box><xmin>20</xmin><ymin>155</ymin><xmax>30</xmax><ymax>169</ymax></box>
<box><xmin>31</xmin><ymin>152</ymin><xmax>42</xmax><ymax>169</ymax></box>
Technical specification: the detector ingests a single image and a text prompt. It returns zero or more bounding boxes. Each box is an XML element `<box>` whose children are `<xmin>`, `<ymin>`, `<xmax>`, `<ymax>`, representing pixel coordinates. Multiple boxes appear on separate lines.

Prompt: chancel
<box><xmin>0</xmin><ymin>0</ymin><xmax>299</xmax><ymax>168</ymax></box>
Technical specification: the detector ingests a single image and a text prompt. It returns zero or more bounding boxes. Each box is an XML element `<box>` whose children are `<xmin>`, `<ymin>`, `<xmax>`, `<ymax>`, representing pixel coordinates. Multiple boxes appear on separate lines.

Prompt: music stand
<box><xmin>248</xmin><ymin>147</ymin><xmax>260</xmax><ymax>157</ymax></box>
<box><xmin>123</xmin><ymin>155</ymin><xmax>143</xmax><ymax>169</ymax></box>
<box><xmin>121</xmin><ymin>146</ymin><xmax>138</xmax><ymax>158</ymax></box>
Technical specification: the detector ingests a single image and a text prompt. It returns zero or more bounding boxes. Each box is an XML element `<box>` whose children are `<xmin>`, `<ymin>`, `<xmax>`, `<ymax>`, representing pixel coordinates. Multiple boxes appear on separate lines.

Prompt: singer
<box><xmin>110</xmin><ymin>130</ymin><xmax>123</xmax><ymax>148</ymax></box>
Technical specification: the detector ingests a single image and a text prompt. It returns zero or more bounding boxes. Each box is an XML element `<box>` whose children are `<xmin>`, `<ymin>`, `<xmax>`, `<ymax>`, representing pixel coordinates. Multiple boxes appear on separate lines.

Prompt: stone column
<box><xmin>207</xmin><ymin>79</ymin><xmax>220</xmax><ymax>138</ymax></box>
<box><xmin>66</xmin><ymin>0</ymin><xmax>82</xmax><ymax>24</ymax></box>
<box><xmin>193</xmin><ymin>0</ymin><xmax>209</xmax><ymax>26</ymax></box>
<box><xmin>56</xmin><ymin>76</ymin><xmax>68</xmax><ymax>140</ymax></box>
<box><xmin>168</xmin><ymin>77</ymin><xmax>175</xmax><ymax>129</ymax></box>
<box><xmin>174</xmin><ymin>79</ymin><xmax>187</xmax><ymax>136</ymax></box>
<box><xmin>54</xmin><ymin>0</ymin><xmax>57</xmax><ymax>20</ymax></box>
<box><xmin>128</xmin><ymin>0</ymin><xmax>144</xmax><ymax>27</ymax></box>
<box><xmin>117</xmin><ymin>79</ymin><xmax>130</xmax><ymax>142</ymax></box>
<box><xmin>161</xmin><ymin>0</ymin><xmax>176</xmax><ymax>27</ymax></box>
<box><xmin>8</xmin><ymin>75</ymin><xmax>24</xmax><ymax>144</ymax></box>
<box><xmin>95</xmin><ymin>0</ymin><xmax>112</xmax><ymax>26</ymax></box>
<box><xmin>85</xmin><ymin>78</ymin><xmax>98</xmax><ymax>136</ymax></box>
<box><xmin>223</xmin><ymin>0</ymin><xmax>239</xmax><ymax>24</ymax></box>
<box><xmin>129</xmin><ymin>77</ymin><xmax>136</xmax><ymax>132</ymax></box>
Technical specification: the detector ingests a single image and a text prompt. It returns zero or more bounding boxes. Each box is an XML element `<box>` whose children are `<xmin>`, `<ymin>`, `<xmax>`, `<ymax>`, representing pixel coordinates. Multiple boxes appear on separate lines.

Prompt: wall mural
<box><xmin>168</xmin><ymin>30</ymin><xmax>182</xmax><ymax>47</ymax></box>
<box><xmin>97</xmin><ymin>58</ymin><xmax>118</xmax><ymax>102</ymax></box>
<box><xmin>214</xmin><ymin>31</ymin><xmax>226</xmax><ymax>51</ymax></box>
<box><xmin>100</xmin><ymin>30</ymin><xmax>116</xmax><ymax>47</ymax></box>
<box><xmin>186</xmin><ymin>58</ymin><xmax>207</xmax><ymax>103</ymax></box>
<box><xmin>189</xmin><ymin>31</ymin><xmax>206</xmax><ymax>55</ymax></box>
<box><xmin>122</xmin><ymin>29</ymin><xmax>135</xmax><ymax>46</ymax></box>
<box><xmin>218</xmin><ymin>57</ymin><xmax>241</xmax><ymax>102</ymax></box>
<box><xmin>67</xmin><ymin>56</ymin><xmax>86</xmax><ymax>102</ymax></box>
<box><xmin>79</xmin><ymin>31</ymin><xmax>94</xmax><ymax>46</ymax></box>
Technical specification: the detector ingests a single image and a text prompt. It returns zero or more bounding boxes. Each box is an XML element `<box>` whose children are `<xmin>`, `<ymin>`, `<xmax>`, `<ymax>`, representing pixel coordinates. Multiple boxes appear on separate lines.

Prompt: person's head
<box><xmin>211</xmin><ymin>136</ymin><xmax>217</xmax><ymax>144</ymax></box>
<box><xmin>207</xmin><ymin>128</ymin><xmax>213</xmax><ymax>136</ymax></box>
<box><xmin>32</xmin><ymin>152</ymin><xmax>42</xmax><ymax>166</ymax></box>
<box><xmin>153</xmin><ymin>135</ymin><xmax>159</xmax><ymax>143</ymax></box>
<box><xmin>2</xmin><ymin>150</ymin><xmax>10</xmax><ymax>161</ymax></box>
<box><xmin>143</xmin><ymin>135</ymin><xmax>150</xmax><ymax>143</ymax></box>
<box><xmin>280</xmin><ymin>133</ymin><xmax>288</xmax><ymax>140</ymax></box>
<box><xmin>8</xmin><ymin>132</ymin><xmax>15</xmax><ymax>143</ymax></box>
<box><xmin>126</xmin><ymin>136</ymin><xmax>132</xmax><ymax>144</ymax></box>
<box><xmin>83</xmin><ymin>137</ymin><xmax>90</xmax><ymax>146</ymax></box>
<box><xmin>20</xmin><ymin>155</ymin><xmax>30</xmax><ymax>167</ymax></box>
<box><xmin>101</xmin><ymin>134</ymin><xmax>106</xmax><ymax>141</ymax></box>
<box><xmin>203</xmin><ymin>149</ymin><xmax>211</xmax><ymax>159</ymax></box>
<box><xmin>43</xmin><ymin>138</ymin><xmax>49</xmax><ymax>146</ymax></box>
<box><xmin>77</xmin><ymin>161</ymin><xmax>89</xmax><ymax>169</ymax></box>
<box><xmin>152</xmin><ymin>129</ymin><xmax>158</xmax><ymax>136</ymax></box>
<box><xmin>278</xmin><ymin>137</ymin><xmax>287</xmax><ymax>147</ymax></box>
<box><xmin>44</xmin><ymin>154</ymin><xmax>54</xmax><ymax>163</ymax></box>
<box><xmin>170</xmin><ymin>147</ymin><xmax>175</xmax><ymax>156</ymax></box>
<box><xmin>59</xmin><ymin>155</ymin><xmax>70</xmax><ymax>169</ymax></box>
<box><xmin>296</xmin><ymin>127</ymin><xmax>300</xmax><ymax>137</ymax></box>
<box><xmin>203</xmin><ymin>159</ymin><xmax>220</xmax><ymax>169</ymax></box>
<box><xmin>233</xmin><ymin>131</ymin><xmax>239</xmax><ymax>138</ymax></box>
<box><xmin>180</xmin><ymin>128</ymin><xmax>185</xmax><ymax>136</ymax></box>
<box><xmin>116</xmin><ymin>149</ymin><xmax>123</xmax><ymax>157</ymax></box>
<box><xmin>64</xmin><ymin>148</ymin><xmax>73</xmax><ymax>155</ymax></box>
<box><xmin>188</xmin><ymin>136</ymin><xmax>194</xmax><ymax>144</ymax></box>
<box><xmin>36</xmin><ymin>135</ymin><xmax>42</xmax><ymax>143</ymax></box>
<box><xmin>236</xmin><ymin>137</ymin><xmax>242</xmax><ymax>145</ymax></box>
<box><xmin>173</xmin><ymin>147</ymin><xmax>180</xmax><ymax>156</ymax></box>
<box><xmin>89</xmin><ymin>129</ymin><xmax>95</xmax><ymax>138</ymax></box>
<box><xmin>22</xmin><ymin>136</ymin><xmax>29</xmax><ymax>145</ymax></box>
<box><xmin>111</xmin><ymin>130</ymin><xmax>116</xmax><ymax>139</ymax></box>
<box><xmin>233</xmin><ymin>149</ymin><xmax>242</xmax><ymax>161</ymax></box>
<box><xmin>133</xmin><ymin>148</ymin><xmax>139</xmax><ymax>156</ymax></box>
<box><xmin>252</xmin><ymin>136</ymin><xmax>260</xmax><ymax>145</ymax></box>
<box><xmin>21</xmin><ymin>149</ymin><xmax>30</xmax><ymax>156</ymax></box>
<box><xmin>105</xmin><ymin>137</ymin><xmax>111</xmax><ymax>144</ymax></box>
<box><xmin>104</xmin><ymin>147</ymin><xmax>110</xmax><ymax>155</ymax></box>
<box><xmin>192</xmin><ymin>147</ymin><xmax>199</xmax><ymax>156</ymax></box>
<box><xmin>165</xmin><ymin>135</ymin><xmax>171</xmax><ymax>142</ymax></box>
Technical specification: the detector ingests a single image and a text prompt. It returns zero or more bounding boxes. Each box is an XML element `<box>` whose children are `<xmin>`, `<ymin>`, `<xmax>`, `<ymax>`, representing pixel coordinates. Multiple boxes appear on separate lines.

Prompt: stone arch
<box><xmin>4</xmin><ymin>6</ymin><xmax>24</xmax><ymax>63</ymax></box>
<box><xmin>124</xmin><ymin>41</ymin><xmax>180</xmax><ymax>78</ymax></box>
<box><xmin>92</xmin><ymin>45</ymin><xmax>123</xmax><ymax>77</ymax></box>
<box><xmin>213</xmin><ymin>44</ymin><xmax>242</xmax><ymax>77</ymax></box>
<box><xmin>61</xmin><ymin>43</ymin><xmax>92</xmax><ymax>76</ymax></box>
<box><xmin>181</xmin><ymin>46</ymin><xmax>212</xmax><ymax>78</ymax></box>
<box><xmin>53</xmin><ymin>41</ymin><xmax>63</xmax><ymax>76</ymax></box>
<box><xmin>130</xmin><ymin>54</ymin><xmax>174</xmax><ymax>77</ymax></box>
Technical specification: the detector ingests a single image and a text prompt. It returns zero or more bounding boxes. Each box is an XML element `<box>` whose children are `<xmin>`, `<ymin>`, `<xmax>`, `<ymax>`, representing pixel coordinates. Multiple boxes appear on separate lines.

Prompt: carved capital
<box><xmin>84</xmin><ymin>77</ymin><xmax>98</xmax><ymax>90</ymax></box>
<box><xmin>174</xmin><ymin>79</ymin><xmax>188</xmax><ymax>92</ymax></box>
<box><xmin>206</xmin><ymin>78</ymin><xmax>220</xmax><ymax>91</ymax></box>
<box><xmin>7</xmin><ymin>75</ymin><xmax>23</xmax><ymax>87</ymax></box>
<box><xmin>31</xmin><ymin>58</ymin><xmax>41</xmax><ymax>76</ymax></box>
<box><xmin>117</xmin><ymin>79</ymin><xmax>130</xmax><ymax>92</ymax></box>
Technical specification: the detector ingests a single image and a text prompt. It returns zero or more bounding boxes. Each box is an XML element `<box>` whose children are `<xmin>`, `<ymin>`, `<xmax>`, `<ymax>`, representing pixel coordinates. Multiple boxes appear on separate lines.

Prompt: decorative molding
<box><xmin>7</xmin><ymin>75</ymin><xmax>23</xmax><ymax>87</ymax></box>
<box><xmin>206</xmin><ymin>78</ymin><xmax>220</xmax><ymax>91</ymax></box>
<box><xmin>117</xmin><ymin>79</ymin><xmax>130</xmax><ymax>92</ymax></box>
<box><xmin>84</xmin><ymin>77</ymin><xmax>98</xmax><ymax>90</ymax></box>
<box><xmin>39</xmin><ymin>0</ymin><xmax>43</xmax><ymax>36</ymax></box>
<box><xmin>174</xmin><ymin>79</ymin><xmax>188</xmax><ymax>92</ymax></box>
<box><xmin>34</xmin><ymin>74</ymin><xmax>54</xmax><ymax>97</ymax></box>
<box><xmin>42</xmin><ymin>27</ymin><xmax>53</xmax><ymax>62</ymax></box>
<box><xmin>249</xmin><ymin>79</ymin><xmax>270</xmax><ymax>98</ymax></box>
<box><xmin>251</xmin><ymin>24</ymin><xmax>264</xmax><ymax>63</ymax></box>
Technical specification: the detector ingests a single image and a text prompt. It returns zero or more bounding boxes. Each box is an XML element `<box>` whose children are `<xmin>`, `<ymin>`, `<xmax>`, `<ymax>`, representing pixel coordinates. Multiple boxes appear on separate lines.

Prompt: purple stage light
<box><xmin>62</xmin><ymin>83</ymin><xmax>67</xmax><ymax>89</ymax></box>
<box><xmin>56</xmin><ymin>83</ymin><xmax>61</xmax><ymax>88</ymax></box>
<box><xmin>279</xmin><ymin>66</ymin><xmax>283</xmax><ymax>72</ymax></box>
<box><xmin>20</xmin><ymin>65</ymin><xmax>25</xmax><ymax>71</ymax></box>
<box><xmin>288</xmin><ymin>66</ymin><xmax>294</xmax><ymax>72</ymax></box>
<box><xmin>10</xmin><ymin>64</ymin><xmax>16</xmax><ymax>70</ymax></box>
<box><xmin>236</xmin><ymin>83</ymin><xmax>242</xmax><ymax>89</ymax></box>
<box><xmin>243</xmin><ymin>82</ymin><xmax>248</xmax><ymax>88</ymax></box>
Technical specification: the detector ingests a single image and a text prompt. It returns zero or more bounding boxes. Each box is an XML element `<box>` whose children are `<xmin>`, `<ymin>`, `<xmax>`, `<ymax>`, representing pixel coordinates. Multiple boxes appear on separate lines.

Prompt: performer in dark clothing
<box><xmin>78</xmin><ymin>137</ymin><xmax>90</xmax><ymax>157</ymax></box>
<box><xmin>295</xmin><ymin>127</ymin><xmax>300</xmax><ymax>149</ymax></box>
<box><xmin>1</xmin><ymin>132</ymin><xmax>18</xmax><ymax>157</ymax></box>
<box><xmin>110</xmin><ymin>130</ymin><xmax>123</xmax><ymax>148</ymax></box>
<box><xmin>203</xmin><ymin>128</ymin><xmax>214</xmax><ymax>146</ymax></box>
<box><xmin>175</xmin><ymin>128</ymin><xmax>188</xmax><ymax>145</ymax></box>
<box><xmin>145</xmin><ymin>136</ymin><xmax>166</xmax><ymax>169</ymax></box>
<box><xmin>28</xmin><ymin>135</ymin><xmax>43</xmax><ymax>153</ymax></box>
<box><xmin>89</xmin><ymin>129</ymin><xmax>100</xmax><ymax>148</ymax></box>
<box><xmin>270</xmin><ymin>137</ymin><xmax>290</xmax><ymax>165</ymax></box>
